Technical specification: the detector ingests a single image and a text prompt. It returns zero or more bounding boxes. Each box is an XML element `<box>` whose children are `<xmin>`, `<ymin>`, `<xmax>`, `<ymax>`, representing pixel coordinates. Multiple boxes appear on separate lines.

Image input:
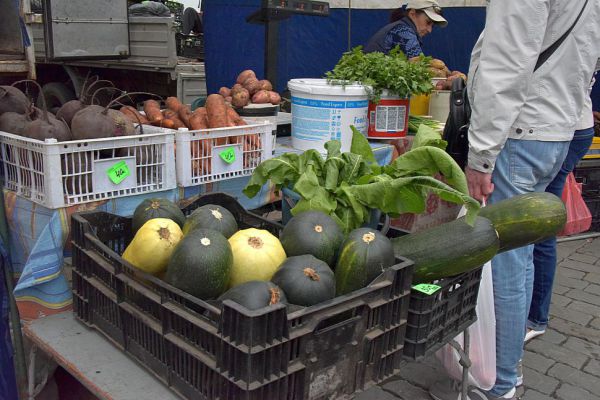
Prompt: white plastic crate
<box><xmin>0</xmin><ymin>131</ymin><xmax>176</xmax><ymax>209</ymax></box>
<box><xmin>143</xmin><ymin>120</ymin><xmax>274</xmax><ymax>186</ymax></box>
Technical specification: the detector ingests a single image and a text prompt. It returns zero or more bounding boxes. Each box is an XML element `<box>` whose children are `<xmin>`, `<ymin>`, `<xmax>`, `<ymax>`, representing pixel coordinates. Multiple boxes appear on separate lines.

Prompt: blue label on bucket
<box><xmin>292</xmin><ymin>96</ymin><xmax>368</xmax><ymax>109</ymax></box>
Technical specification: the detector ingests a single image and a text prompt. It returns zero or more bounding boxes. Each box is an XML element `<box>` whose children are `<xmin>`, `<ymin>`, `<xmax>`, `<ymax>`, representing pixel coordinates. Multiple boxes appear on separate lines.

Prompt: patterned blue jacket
<box><xmin>364</xmin><ymin>17</ymin><xmax>423</xmax><ymax>58</ymax></box>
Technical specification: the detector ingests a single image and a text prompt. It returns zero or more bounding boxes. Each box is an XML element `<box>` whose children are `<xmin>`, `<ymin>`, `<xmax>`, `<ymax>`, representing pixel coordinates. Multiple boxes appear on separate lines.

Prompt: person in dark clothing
<box><xmin>364</xmin><ymin>0</ymin><xmax>447</xmax><ymax>57</ymax></box>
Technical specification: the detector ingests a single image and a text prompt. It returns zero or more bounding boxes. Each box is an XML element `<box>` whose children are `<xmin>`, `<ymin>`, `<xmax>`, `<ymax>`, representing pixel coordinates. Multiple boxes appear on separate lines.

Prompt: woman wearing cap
<box><xmin>364</xmin><ymin>0</ymin><xmax>447</xmax><ymax>57</ymax></box>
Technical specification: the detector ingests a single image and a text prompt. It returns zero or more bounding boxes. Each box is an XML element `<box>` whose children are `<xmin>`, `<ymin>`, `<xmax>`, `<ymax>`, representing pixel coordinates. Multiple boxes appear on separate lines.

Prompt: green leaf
<box><xmin>341</xmin><ymin>153</ymin><xmax>371</xmax><ymax>184</ymax></box>
<box><xmin>323</xmin><ymin>156</ymin><xmax>346</xmax><ymax>191</ymax></box>
<box><xmin>325</xmin><ymin>140</ymin><xmax>342</xmax><ymax>159</ymax></box>
<box><xmin>350</xmin><ymin>126</ymin><xmax>376</xmax><ymax>163</ymax></box>
<box><xmin>385</xmin><ymin>146</ymin><xmax>469</xmax><ymax>195</ymax></box>
<box><xmin>243</xmin><ymin>153</ymin><xmax>301</xmax><ymax>198</ymax></box>
<box><xmin>347</xmin><ymin>176</ymin><xmax>480</xmax><ymax>225</ymax></box>
<box><xmin>412</xmin><ymin>123</ymin><xmax>448</xmax><ymax>150</ymax></box>
<box><xmin>334</xmin><ymin>183</ymin><xmax>370</xmax><ymax>232</ymax></box>
<box><xmin>291</xmin><ymin>188</ymin><xmax>337</xmax><ymax>216</ymax></box>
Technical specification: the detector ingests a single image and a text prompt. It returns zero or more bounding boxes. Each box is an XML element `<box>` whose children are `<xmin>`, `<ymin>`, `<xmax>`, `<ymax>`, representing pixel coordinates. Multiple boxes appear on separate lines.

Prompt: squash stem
<box><xmin>303</xmin><ymin>268</ymin><xmax>320</xmax><ymax>281</ymax></box>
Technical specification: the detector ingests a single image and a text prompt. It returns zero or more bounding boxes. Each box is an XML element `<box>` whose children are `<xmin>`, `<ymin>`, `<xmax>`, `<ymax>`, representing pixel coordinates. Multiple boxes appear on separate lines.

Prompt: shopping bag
<box><xmin>558</xmin><ymin>172</ymin><xmax>592</xmax><ymax>236</ymax></box>
<box><xmin>436</xmin><ymin>206</ymin><xmax>496</xmax><ymax>390</ymax></box>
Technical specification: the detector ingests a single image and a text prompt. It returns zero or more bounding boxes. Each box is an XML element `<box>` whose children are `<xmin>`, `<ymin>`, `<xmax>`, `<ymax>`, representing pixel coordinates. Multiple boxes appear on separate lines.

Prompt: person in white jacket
<box><xmin>430</xmin><ymin>1</ymin><xmax>600</xmax><ymax>400</ymax></box>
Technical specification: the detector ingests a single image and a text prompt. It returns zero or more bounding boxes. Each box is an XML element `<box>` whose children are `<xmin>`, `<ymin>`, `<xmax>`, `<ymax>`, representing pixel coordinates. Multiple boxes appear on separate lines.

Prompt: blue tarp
<box><xmin>203</xmin><ymin>1</ymin><xmax>486</xmax><ymax>93</ymax></box>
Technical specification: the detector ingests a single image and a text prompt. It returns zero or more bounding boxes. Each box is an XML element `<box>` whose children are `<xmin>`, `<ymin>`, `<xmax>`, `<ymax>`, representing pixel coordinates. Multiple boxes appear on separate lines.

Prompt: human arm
<box><xmin>467</xmin><ymin>0</ymin><xmax>550</xmax><ymax>173</ymax></box>
<box><xmin>383</xmin><ymin>24</ymin><xmax>423</xmax><ymax>58</ymax></box>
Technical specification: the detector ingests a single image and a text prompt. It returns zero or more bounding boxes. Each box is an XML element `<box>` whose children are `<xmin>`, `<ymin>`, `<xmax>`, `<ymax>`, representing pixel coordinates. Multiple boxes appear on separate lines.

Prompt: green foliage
<box><xmin>243</xmin><ymin>126</ymin><xmax>479</xmax><ymax>232</ymax></box>
<box><xmin>325</xmin><ymin>46</ymin><xmax>434</xmax><ymax>102</ymax></box>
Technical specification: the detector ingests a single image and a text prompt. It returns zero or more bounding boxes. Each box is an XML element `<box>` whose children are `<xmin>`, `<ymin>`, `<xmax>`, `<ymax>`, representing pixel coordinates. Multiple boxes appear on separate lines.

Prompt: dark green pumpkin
<box><xmin>132</xmin><ymin>198</ymin><xmax>185</xmax><ymax>233</ymax></box>
<box><xmin>271</xmin><ymin>255</ymin><xmax>335</xmax><ymax>307</ymax></box>
<box><xmin>218</xmin><ymin>281</ymin><xmax>287</xmax><ymax>310</ymax></box>
<box><xmin>280</xmin><ymin>211</ymin><xmax>344</xmax><ymax>266</ymax></box>
<box><xmin>165</xmin><ymin>229</ymin><xmax>233</xmax><ymax>299</ymax></box>
<box><xmin>335</xmin><ymin>228</ymin><xmax>395</xmax><ymax>296</ymax></box>
<box><xmin>183</xmin><ymin>204</ymin><xmax>238</xmax><ymax>238</ymax></box>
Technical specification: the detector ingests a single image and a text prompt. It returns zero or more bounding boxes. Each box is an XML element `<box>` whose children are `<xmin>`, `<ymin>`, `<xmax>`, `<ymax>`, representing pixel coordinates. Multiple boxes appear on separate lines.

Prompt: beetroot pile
<box><xmin>0</xmin><ymin>78</ymin><xmax>138</xmax><ymax>142</ymax></box>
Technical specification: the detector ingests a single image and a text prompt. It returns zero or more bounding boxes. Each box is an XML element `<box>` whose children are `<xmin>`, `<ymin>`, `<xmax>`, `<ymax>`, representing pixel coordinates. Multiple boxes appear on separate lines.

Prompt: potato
<box><xmin>226</xmin><ymin>106</ymin><xmax>244</xmax><ymax>125</ymax></box>
<box><xmin>206</xmin><ymin>94</ymin><xmax>229</xmax><ymax>128</ymax></box>
<box><xmin>232</xmin><ymin>88</ymin><xmax>250</xmax><ymax>108</ymax></box>
<box><xmin>252</xmin><ymin>90</ymin><xmax>271</xmax><ymax>104</ymax></box>
<box><xmin>429</xmin><ymin>67</ymin><xmax>447</xmax><ymax>78</ymax></box>
<box><xmin>435</xmin><ymin>80</ymin><xmax>446</xmax><ymax>90</ymax></box>
<box><xmin>243</xmin><ymin>78</ymin><xmax>262</xmax><ymax>96</ymax></box>
<box><xmin>236</xmin><ymin>70</ymin><xmax>256</xmax><ymax>85</ymax></box>
<box><xmin>430</xmin><ymin>59</ymin><xmax>446</xmax><ymax>70</ymax></box>
<box><xmin>443</xmin><ymin>67</ymin><xmax>452</xmax><ymax>77</ymax></box>
<box><xmin>268</xmin><ymin>91</ymin><xmax>281</xmax><ymax>105</ymax></box>
<box><xmin>408</xmin><ymin>56</ymin><xmax>421</xmax><ymax>63</ymax></box>
<box><xmin>258</xmin><ymin>80</ymin><xmax>273</xmax><ymax>92</ymax></box>
<box><xmin>231</xmin><ymin>83</ymin><xmax>243</xmax><ymax>92</ymax></box>
<box><xmin>219</xmin><ymin>87</ymin><xmax>231</xmax><ymax>97</ymax></box>
<box><xmin>225</xmin><ymin>96</ymin><xmax>233</xmax><ymax>104</ymax></box>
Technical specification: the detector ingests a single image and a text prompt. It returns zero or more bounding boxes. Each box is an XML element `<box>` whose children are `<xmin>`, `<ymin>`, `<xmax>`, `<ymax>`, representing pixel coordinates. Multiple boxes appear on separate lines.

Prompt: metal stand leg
<box><xmin>449</xmin><ymin>328</ymin><xmax>471</xmax><ymax>399</ymax></box>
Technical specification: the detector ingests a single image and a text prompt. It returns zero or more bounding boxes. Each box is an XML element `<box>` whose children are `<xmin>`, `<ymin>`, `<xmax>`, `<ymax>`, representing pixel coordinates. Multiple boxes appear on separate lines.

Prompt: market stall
<box><xmin>0</xmin><ymin>3</ymin><xmax>572</xmax><ymax>399</ymax></box>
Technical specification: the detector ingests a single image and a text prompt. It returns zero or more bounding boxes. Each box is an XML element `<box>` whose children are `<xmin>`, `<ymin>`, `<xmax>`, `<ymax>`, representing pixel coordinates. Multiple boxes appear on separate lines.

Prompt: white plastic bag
<box><xmin>435</xmin><ymin>206</ymin><xmax>496</xmax><ymax>390</ymax></box>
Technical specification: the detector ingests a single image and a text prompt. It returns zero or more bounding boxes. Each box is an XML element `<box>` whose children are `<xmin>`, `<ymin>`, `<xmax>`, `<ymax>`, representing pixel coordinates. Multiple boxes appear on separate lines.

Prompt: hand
<box><xmin>593</xmin><ymin>111</ymin><xmax>600</xmax><ymax>123</ymax></box>
<box><xmin>465</xmin><ymin>166</ymin><xmax>494</xmax><ymax>203</ymax></box>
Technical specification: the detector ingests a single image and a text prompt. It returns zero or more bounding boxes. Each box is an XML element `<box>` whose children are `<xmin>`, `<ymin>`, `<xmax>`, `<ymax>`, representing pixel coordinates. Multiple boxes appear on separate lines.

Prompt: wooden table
<box><xmin>23</xmin><ymin>312</ymin><xmax>179</xmax><ymax>400</ymax></box>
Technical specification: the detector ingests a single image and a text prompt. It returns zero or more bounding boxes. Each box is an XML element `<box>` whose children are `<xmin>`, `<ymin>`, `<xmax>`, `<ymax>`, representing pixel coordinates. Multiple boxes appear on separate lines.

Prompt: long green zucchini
<box><xmin>392</xmin><ymin>216</ymin><xmax>499</xmax><ymax>284</ymax></box>
<box><xmin>479</xmin><ymin>192</ymin><xmax>566</xmax><ymax>252</ymax></box>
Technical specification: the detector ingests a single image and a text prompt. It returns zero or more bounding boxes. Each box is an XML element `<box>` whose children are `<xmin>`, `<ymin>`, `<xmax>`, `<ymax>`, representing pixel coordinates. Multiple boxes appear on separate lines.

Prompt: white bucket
<box><xmin>288</xmin><ymin>78</ymin><xmax>369</xmax><ymax>152</ymax></box>
<box><xmin>428</xmin><ymin>90</ymin><xmax>451</xmax><ymax>123</ymax></box>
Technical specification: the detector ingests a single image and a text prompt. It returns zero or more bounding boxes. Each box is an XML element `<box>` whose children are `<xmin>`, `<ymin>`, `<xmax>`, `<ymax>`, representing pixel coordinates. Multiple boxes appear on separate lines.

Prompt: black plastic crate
<box><xmin>574</xmin><ymin>159</ymin><xmax>600</xmax><ymax>197</ymax></box>
<box><xmin>385</xmin><ymin>227</ymin><xmax>483</xmax><ymax>360</ymax></box>
<box><xmin>403</xmin><ymin>267</ymin><xmax>483</xmax><ymax>360</ymax></box>
<box><xmin>583</xmin><ymin>195</ymin><xmax>600</xmax><ymax>232</ymax></box>
<box><xmin>71</xmin><ymin>193</ymin><xmax>414</xmax><ymax>400</ymax></box>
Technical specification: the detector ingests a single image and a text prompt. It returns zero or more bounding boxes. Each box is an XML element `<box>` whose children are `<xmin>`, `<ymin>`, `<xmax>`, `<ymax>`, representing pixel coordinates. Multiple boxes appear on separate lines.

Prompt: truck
<box><xmin>1</xmin><ymin>0</ymin><xmax>207</xmax><ymax>108</ymax></box>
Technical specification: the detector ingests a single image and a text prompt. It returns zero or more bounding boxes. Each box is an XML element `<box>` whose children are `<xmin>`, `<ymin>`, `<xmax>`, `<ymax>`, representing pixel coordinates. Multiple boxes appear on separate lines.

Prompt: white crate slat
<box><xmin>143</xmin><ymin>120</ymin><xmax>274</xmax><ymax>187</ymax></box>
<box><xmin>0</xmin><ymin>131</ymin><xmax>176</xmax><ymax>209</ymax></box>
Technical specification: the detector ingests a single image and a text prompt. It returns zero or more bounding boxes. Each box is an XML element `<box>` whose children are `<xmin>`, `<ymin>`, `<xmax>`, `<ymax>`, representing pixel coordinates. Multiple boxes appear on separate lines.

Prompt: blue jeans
<box><xmin>528</xmin><ymin>127</ymin><xmax>595</xmax><ymax>331</ymax></box>
<box><xmin>487</xmin><ymin>138</ymin><xmax>570</xmax><ymax>397</ymax></box>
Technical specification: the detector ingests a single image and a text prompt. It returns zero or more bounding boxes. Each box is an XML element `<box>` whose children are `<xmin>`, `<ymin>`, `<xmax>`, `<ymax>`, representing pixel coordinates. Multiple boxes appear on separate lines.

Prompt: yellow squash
<box><xmin>228</xmin><ymin>228</ymin><xmax>286</xmax><ymax>288</ymax></box>
<box><xmin>122</xmin><ymin>218</ymin><xmax>183</xmax><ymax>275</ymax></box>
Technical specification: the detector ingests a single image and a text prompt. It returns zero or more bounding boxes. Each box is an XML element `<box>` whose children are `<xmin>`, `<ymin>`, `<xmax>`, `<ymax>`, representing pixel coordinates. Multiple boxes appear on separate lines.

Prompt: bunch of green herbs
<box><xmin>325</xmin><ymin>46</ymin><xmax>434</xmax><ymax>102</ymax></box>
<box><xmin>243</xmin><ymin>125</ymin><xmax>479</xmax><ymax>233</ymax></box>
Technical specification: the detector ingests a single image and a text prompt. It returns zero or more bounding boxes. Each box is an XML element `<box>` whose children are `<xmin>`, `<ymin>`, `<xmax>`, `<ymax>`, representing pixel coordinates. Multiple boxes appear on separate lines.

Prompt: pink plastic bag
<box><xmin>558</xmin><ymin>172</ymin><xmax>592</xmax><ymax>236</ymax></box>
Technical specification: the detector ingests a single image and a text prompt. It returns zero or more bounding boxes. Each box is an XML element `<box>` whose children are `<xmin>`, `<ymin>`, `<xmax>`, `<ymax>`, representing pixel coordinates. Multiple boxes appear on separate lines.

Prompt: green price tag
<box><xmin>107</xmin><ymin>160</ymin><xmax>130</xmax><ymax>185</ymax></box>
<box><xmin>412</xmin><ymin>283</ymin><xmax>441</xmax><ymax>295</ymax></box>
<box><xmin>219</xmin><ymin>147</ymin><xmax>236</xmax><ymax>164</ymax></box>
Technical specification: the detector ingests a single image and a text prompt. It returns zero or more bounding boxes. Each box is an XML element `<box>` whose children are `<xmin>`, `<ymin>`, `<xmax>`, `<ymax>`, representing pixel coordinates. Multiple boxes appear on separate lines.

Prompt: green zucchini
<box><xmin>479</xmin><ymin>192</ymin><xmax>566</xmax><ymax>252</ymax></box>
<box><xmin>391</xmin><ymin>216</ymin><xmax>499</xmax><ymax>283</ymax></box>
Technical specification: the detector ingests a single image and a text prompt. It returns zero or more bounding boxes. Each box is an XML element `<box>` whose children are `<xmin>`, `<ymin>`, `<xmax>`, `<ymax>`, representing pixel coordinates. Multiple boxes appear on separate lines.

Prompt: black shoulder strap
<box><xmin>534</xmin><ymin>0</ymin><xmax>589</xmax><ymax>71</ymax></box>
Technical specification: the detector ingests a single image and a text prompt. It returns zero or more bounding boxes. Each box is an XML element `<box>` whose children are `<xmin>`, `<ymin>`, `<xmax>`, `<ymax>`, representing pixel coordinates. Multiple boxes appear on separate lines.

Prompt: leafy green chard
<box><xmin>243</xmin><ymin>126</ymin><xmax>479</xmax><ymax>233</ymax></box>
<box><xmin>325</xmin><ymin>46</ymin><xmax>434</xmax><ymax>102</ymax></box>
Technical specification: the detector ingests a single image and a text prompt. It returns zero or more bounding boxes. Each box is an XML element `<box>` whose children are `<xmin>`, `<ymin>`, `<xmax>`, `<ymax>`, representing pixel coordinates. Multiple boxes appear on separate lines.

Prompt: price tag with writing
<box><xmin>412</xmin><ymin>283</ymin><xmax>441</xmax><ymax>296</ymax></box>
<box><xmin>219</xmin><ymin>147</ymin><xmax>236</xmax><ymax>164</ymax></box>
<box><xmin>107</xmin><ymin>160</ymin><xmax>131</xmax><ymax>185</ymax></box>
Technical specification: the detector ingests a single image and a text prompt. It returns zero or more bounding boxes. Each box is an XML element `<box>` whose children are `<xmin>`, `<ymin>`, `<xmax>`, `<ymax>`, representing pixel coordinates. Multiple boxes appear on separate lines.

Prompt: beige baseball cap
<box><xmin>405</xmin><ymin>0</ymin><xmax>448</xmax><ymax>27</ymax></box>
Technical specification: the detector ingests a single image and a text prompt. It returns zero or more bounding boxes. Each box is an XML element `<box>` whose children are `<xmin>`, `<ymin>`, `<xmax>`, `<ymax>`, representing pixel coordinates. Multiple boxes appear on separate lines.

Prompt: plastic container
<box><xmin>141</xmin><ymin>121</ymin><xmax>274</xmax><ymax>187</ymax></box>
<box><xmin>367</xmin><ymin>92</ymin><xmax>410</xmax><ymax>139</ymax></box>
<box><xmin>0</xmin><ymin>130</ymin><xmax>176</xmax><ymax>209</ymax></box>
<box><xmin>288</xmin><ymin>79</ymin><xmax>369</xmax><ymax>153</ymax></box>
<box><xmin>71</xmin><ymin>192</ymin><xmax>414</xmax><ymax>400</ymax></box>
<box><xmin>409</xmin><ymin>94</ymin><xmax>430</xmax><ymax>116</ymax></box>
<box><xmin>428</xmin><ymin>90</ymin><xmax>451</xmax><ymax>123</ymax></box>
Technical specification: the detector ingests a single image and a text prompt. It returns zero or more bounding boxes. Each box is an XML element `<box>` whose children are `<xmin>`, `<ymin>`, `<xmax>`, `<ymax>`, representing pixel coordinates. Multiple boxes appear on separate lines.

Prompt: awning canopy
<box><xmin>328</xmin><ymin>0</ymin><xmax>487</xmax><ymax>9</ymax></box>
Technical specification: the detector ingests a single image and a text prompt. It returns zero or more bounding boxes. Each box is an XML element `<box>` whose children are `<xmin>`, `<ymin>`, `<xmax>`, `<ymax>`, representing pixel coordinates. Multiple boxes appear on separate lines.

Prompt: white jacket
<box><xmin>466</xmin><ymin>0</ymin><xmax>600</xmax><ymax>173</ymax></box>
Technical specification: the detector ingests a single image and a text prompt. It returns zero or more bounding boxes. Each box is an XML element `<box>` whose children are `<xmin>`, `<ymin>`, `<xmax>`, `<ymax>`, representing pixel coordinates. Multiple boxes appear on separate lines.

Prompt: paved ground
<box><xmin>355</xmin><ymin>237</ymin><xmax>600</xmax><ymax>400</ymax></box>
